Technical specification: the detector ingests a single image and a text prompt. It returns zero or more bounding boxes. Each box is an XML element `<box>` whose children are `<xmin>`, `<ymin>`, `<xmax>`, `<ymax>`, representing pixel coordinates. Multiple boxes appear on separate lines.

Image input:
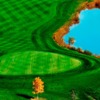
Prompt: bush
<box><xmin>84</xmin><ymin>50</ymin><xmax>92</xmax><ymax>55</ymax></box>
<box><xmin>77</xmin><ymin>48</ymin><xmax>84</xmax><ymax>53</ymax></box>
<box><xmin>70</xmin><ymin>47</ymin><xmax>77</xmax><ymax>51</ymax></box>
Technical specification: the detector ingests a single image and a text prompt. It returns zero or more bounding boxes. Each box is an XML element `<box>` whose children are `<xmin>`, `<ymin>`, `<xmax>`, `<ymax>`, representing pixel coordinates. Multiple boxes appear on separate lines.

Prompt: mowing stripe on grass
<box><xmin>0</xmin><ymin>51</ymin><xmax>82</xmax><ymax>75</ymax></box>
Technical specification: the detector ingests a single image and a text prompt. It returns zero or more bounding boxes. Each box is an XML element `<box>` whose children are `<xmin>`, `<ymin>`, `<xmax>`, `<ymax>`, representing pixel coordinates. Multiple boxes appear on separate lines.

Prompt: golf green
<box><xmin>0</xmin><ymin>51</ymin><xmax>82</xmax><ymax>75</ymax></box>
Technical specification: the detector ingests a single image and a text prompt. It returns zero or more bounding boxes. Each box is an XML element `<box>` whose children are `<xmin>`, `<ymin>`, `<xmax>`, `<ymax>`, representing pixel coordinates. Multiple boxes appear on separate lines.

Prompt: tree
<box><xmin>32</xmin><ymin>77</ymin><xmax>44</xmax><ymax>100</ymax></box>
<box><xmin>68</xmin><ymin>37</ymin><xmax>75</xmax><ymax>46</ymax></box>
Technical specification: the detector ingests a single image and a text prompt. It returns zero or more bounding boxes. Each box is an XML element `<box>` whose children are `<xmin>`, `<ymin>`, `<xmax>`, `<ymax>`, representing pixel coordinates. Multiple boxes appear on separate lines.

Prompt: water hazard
<box><xmin>63</xmin><ymin>8</ymin><xmax>100</xmax><ymax>55</ymax></box>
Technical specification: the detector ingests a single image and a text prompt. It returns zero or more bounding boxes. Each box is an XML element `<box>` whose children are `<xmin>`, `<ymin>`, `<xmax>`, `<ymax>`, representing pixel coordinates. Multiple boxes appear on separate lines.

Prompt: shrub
<box><xmin>70</xmin><ymin>47</ymin><xmax>77</xmax><ymax>51</ymax></box>
<box><xmin>77</xmin><ymin>48</ymin><xmax>84</xmax><ymax>53</ymax></box>
<box><xmin>84</xmin><ymin>50</ymin><xmax>92</xmax><ymax>55</ymax></box>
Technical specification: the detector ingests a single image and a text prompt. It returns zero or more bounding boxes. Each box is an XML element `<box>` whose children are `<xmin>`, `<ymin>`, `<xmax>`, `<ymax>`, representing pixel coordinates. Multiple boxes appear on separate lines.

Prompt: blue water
<box><xmin>63</xmin><ymin>9</ymin><xmax>100</xmax><ymax>55</ymax></box>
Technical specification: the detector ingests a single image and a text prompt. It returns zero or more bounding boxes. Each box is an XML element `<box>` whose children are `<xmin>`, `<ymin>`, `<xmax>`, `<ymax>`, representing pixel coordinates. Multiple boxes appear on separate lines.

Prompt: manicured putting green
<box><xmin>0</xmin><ymin>51</ymin><xmax>82</xmax><ymax>75</ymax></box>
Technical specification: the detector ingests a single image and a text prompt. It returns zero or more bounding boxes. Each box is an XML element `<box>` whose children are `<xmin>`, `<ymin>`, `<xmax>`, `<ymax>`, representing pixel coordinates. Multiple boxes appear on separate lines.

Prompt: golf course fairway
<box><xmin>0</xmin><ymin>0</ymin><xmax>100</xmax><ymax>100</ymax></box>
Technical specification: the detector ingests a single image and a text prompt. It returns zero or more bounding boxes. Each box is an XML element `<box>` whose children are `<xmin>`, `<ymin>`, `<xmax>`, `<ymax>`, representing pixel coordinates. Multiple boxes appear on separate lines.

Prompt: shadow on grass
<box><xmin>46</xmin><ymin>90</ymin><xmax>68</xmax><ymax>98</ymax></box>
<box><xmin>16</xmin><ymin>93</ymin><xmax>33</xmax><ymax>99</ymax></box>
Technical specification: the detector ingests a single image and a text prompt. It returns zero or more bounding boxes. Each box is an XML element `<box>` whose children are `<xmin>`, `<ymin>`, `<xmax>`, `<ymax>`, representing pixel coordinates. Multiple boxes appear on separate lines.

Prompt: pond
<box><xmin>63</xmin><ymin>8</ymin><xmax>100</xmax><ymax>55</ymax></box>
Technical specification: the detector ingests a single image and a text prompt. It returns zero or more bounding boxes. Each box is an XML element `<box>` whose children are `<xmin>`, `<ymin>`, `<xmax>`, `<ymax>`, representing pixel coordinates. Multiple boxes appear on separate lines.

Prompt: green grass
<box><xmin>0</xmin><ymin>0</ymin><xmax>100</xmax><ymax>100</ymax></box>
<box><xmin>0</xmin><ymin>51</ymin><xmax>82</xmax><ymax>75</ymax></box>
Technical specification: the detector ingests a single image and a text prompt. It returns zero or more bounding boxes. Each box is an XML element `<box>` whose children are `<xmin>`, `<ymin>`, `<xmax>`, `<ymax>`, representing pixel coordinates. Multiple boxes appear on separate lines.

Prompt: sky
<box><xmin>63</xmin><ymin>8</ymin><xmax>100</xmax><ymax>55</ymax></box>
